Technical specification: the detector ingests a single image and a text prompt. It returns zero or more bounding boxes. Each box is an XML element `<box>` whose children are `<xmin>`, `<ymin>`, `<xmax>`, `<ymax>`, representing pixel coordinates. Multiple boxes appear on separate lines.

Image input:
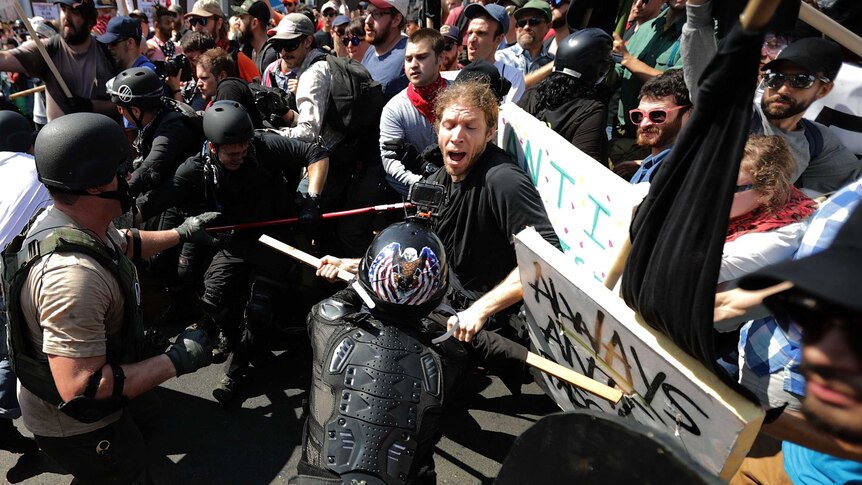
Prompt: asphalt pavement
<box><xmin>1</xmin><ymin>323</ymin><xmax>559</xmax><ymax>485</ymax></box>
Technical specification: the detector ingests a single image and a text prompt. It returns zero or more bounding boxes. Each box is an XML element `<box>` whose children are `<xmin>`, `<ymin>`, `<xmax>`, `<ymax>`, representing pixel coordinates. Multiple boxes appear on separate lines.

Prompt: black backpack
<box><xmin>313</xmin><ymin>54</ymin><xmax>385</xmax><ymax>136</ymax></box>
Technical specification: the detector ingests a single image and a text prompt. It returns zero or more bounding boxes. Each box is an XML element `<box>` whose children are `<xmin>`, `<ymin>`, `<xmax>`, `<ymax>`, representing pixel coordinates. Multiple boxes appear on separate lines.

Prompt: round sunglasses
<box><xmin>341</xmin><ymin>35</ymin><xmax>362</xmax><ymax>46</ymax></box>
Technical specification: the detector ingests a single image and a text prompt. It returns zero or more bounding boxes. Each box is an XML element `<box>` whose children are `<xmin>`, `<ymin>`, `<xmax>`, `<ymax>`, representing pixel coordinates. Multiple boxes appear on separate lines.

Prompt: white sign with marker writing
<box><xmin>515</xmin><ymin>228</ymin><xmax>764</xmax><ymax>480</ymax></box>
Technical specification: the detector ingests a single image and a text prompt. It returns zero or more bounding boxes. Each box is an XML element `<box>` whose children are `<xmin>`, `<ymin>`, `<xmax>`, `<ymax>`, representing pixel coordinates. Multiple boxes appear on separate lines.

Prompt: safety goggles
<box><xmin>763</xmin><ymin>71</ymin><xmax>830</xmax><ymax>90</ymax></box>
<box><xmin>516</xmin><ymin>17</ymin><xmax>546</xmax><ymax>28</ymax></box>
<box><xmin>273</xmin><ymin>36</ymin><xmax>305</xmax><ymax>52</ymax></box>
<box><xmin>188</xmin><ymin>16</ymin><xmax>209</xmax><ymax>27</ymax></box>
<box><xmin>628</xmin><ymin>105</ymin><xmax>689</xmax><ymax>125</ymax></box>
<box><xmin>764</xmin><ymin>291</ymin><xmax>862</xmax><ymax>348</ymax></box>
<box><xmin>341</xmin><ymin>35</ymin><xmax>361</xmax><ymax>46</ymax></box>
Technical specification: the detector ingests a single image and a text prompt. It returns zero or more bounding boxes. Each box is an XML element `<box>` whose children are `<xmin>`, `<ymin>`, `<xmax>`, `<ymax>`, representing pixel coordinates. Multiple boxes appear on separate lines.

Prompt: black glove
<box><xmin>165</xmin><ymin>327</ymin><xmax>212</xmax><ymax>377</ymax></box>
<box><xmin>419</xmin><ymin>144</ymin><xmax>443</xmax><ymax>176</ymax></box>
<box><xmin>383</xmin><ymin>139</ymin><xmax>423</xmax><ymax>174</ymax></box>
<box><xmin>175</xmin><ymin>212</ymin><xmax>221</xmax><ymax>245</ymax></box>
<box><xmin>66</xmin><ymin>95</ymin><xmax>93</xmax><ymax>113</ymax></box>
<box><xmin>295</xmin><ymin>192</ymin><xmax>321</xmax><ymax>222</ymax></box>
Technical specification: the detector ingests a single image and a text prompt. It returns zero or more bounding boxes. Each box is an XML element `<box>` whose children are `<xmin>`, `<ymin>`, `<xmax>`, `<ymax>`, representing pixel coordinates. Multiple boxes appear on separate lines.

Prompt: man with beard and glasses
<box><xmin>147</xmin><ymin>4</ymin><xmax>183</xmax><ymax>62</ymax></box>
<box><xmin>681</xmin><ymin>0</ymin><xmax>860</xmax><ymax>196</ymax></box>
<box><xmin>314</xmin><ymin>1</ymin><xmax>338</xmax><ymax>52</ymax></box>
<box><xmin>380</xmin><ymin>29</ymin><xmax>448</xmax><ymax>196</ymax></box>
<box><xmin>232</xmin><ymin>0</ymin><xmax>278</xmax><ymax>74</ymax></box>
<box><xmin>736</xmin><ymin>200</ymin><xmax>862</xmax><ymax>484</ymax></box>
<box><xmin>623</xmin><ymin>0</ymin><xmax>664</xmax><ymax>41</ymax></box>
<box><xmin>619</xmin><ymin>69</ymin><xmax>691</xmax><ymax>183</ymax></box>
<box><xmin>0</xmin><ymin>0</ymin><xmax>117</xmax><ymax>121</ymax></box>
<box><xmin>495</xmin><ymin>0</ymin><xmax>553</xmax><ymax>75</ymax></box>
<box><xmin>438</xmin><ymin>24</ymin><xmax>462</xmax><ymax>71</ymax></box>
<box><xmin>362</xmin><ymin>0</ymin><xmax>409</xmax><ymax>101</ymax></box>
<box><xmin>185</xmin><ymin>0</ymin><xmax>261</xmax><ymax>82</ymax></box>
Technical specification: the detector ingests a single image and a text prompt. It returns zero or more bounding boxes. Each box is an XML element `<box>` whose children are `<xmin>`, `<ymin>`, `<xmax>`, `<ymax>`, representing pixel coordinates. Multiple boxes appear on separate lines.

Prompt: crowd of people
<box><xmin>0</xmin><ymin>0</ymin><xmax>861</xmax><ymax>482</ymax></box>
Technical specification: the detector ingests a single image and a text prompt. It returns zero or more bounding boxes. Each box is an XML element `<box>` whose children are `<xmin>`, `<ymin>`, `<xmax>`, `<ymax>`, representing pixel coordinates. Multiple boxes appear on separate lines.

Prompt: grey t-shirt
<box><xmin>11</xmin><ymin>35</ymin><xmax>115</xmax><ymax>122</ymax></box>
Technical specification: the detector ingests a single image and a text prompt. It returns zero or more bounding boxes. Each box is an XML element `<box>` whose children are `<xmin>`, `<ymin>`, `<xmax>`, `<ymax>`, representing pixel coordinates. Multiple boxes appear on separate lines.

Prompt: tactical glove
<box><xmin>296</xmin><ymin>192</ymin><xmax>322</xmax><ymax>222</ymax></box>
<box><xmin>165</xmin><ymin>327</ymin><xmax>212</xmax><ymax>377</ymax></box>
<box><xmin>175</xmin><ymin>212</ymin><xmax>221</xmax><ymax>245</ymax></box>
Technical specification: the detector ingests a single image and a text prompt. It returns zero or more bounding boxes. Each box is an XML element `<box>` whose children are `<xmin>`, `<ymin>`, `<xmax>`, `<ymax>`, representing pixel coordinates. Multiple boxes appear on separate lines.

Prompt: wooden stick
<box><xmin>526</xmin><ymin>352</ymin><xmax>623</xmax><ymax>403</ymax></box>
<box><xmin>604</xmin><ymin>236</ymin><xmax>631</xmax><ymax>291</ymax></box>
<box><xmin>9</xmin><ymin>84</ymin><xmax>46</xmax><ymax>100</ymax></box>
<box><xmin>260</xmin><ymin>234</ymin><xmax>625</xmax><ymax>404</ymax></box>
<box><xmin>799</xmin><ymin>2</ymin><xmax>862</xmax><ymax>59</ymax></box>
<box><xmin>14</xmin><ymin>2</ymin><xmax>73</xmax><ymax>99</ymax></box>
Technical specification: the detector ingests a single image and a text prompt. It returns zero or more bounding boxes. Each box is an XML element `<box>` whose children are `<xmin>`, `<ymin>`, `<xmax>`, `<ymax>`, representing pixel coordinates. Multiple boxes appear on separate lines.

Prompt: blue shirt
<box><xmin>739</xmin><ymin>178</ymin><xmax>862</xmax><ymax>398</ymax></box>
<box><xmin>495</xmin><ymin>43</ymin><xmax>554</xmax><ymax>75</ymax></box>
<box><xmin>784</xmin><ymin>441</ymin><xmax>862</xmax><ymax>484</ymax></box>
<box><xmin>362</xmin><ymin>36</ymin><xmax>408</xmax><ymax>102</ymax></box>
<box><xmin>629</xmin><ymin>147</ymin><xmax>672</xmax><ymax>184</ymax></box>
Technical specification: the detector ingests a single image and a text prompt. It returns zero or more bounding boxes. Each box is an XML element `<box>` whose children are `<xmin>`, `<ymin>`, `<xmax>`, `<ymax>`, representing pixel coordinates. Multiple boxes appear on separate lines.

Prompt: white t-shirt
<box><xmin>0</xmin><ymin>152</ymin><xmax>51</xmax><ymax>251</ymax></box>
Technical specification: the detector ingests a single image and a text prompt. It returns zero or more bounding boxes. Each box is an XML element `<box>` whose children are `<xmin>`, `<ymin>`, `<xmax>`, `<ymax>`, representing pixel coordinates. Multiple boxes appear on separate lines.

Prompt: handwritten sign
<box><xmin>31</xmin><ymin>2</ymin><xmax>59</xmax><ymax>20</ymax></box>
<box><xmin>515</xmin><ymin>228</ymin><xmax>764</xmax><ymax>480</ymax></box>
<box><xmin>805</xmin><ymin>63</ymin><xmax>862</xmax><ymax>158</ymax></box>
<box><xmin>497</xmin><ymin>103</ymin><xmax>641</xmax><ymax>284</ymax></box>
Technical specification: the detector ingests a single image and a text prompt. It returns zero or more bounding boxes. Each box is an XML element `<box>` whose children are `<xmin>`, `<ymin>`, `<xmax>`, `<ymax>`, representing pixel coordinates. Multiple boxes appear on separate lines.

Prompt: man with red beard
<box><xmin>625</xmin><ymin>69</ymin><xmax>691</xmax><ymax>184</ymax></box>
<box><xmin>362</xmin><ymin>0</ymin><xmax>409</xmax><ymax>101</ymax></box>
<box><xmin>0</xmin><ymin>0</ymin><xmax>116</xmax><ymax>121</ymax></box>
<box><xmin>380</xmin><ymin>29</ymin><xmax>447</xmax><ymax>196</ymax></box>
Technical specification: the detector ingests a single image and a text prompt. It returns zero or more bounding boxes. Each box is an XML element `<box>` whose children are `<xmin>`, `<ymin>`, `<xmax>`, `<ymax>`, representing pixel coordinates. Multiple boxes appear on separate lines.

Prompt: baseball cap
<box><xmin>321</xmin><ymin>1</ymin><xmax>338</xmax><ymax>13</ymax></box>
<box><xmin>168</xmin><ymin>3</ymin><xmax>183</xmax><ymax>15</ymax></box>
<box><xmin>464</xmin><ymin>3</ymin><xmax>509</xmax><ymax>36</ymax></box>
<box><xmin>129</xmin><ymin>9</ymin><xmax>148</xmax><ymax>23</ymax></box>
<box><xmin>333</xmin><ymin>15</ymin><xmax>350</xmax><ymax>27</ymax></box>
<box><xmin>739</xmin><ymin>204</ymin><xmax>862</xmax><ymax>312</ymax></box>
<box><xmin>515</xmin><ymin>0</ymin><xmax>551</xmax><ymax>22</ymax></box>
<box><xmin>53</xmin><ymin>0</ymin><xmax>97</xmax><ymax>18</ymax></box>
<box><xmin>455</xmin><ymin>59</ymin><xmax>511</xmax><ymax>102</ymax></box>
<box><xmin>762</xmin><ymin>37</ymin><xmax>843</xmax><ymax>81</ymax></box>
<box><xmin>232</xmin><ymin>0</ymin><xmax>270</xmax><ymax>23</ymax></box>
<box><xmin>368</xmin><ymin>0</ymin><xmax>409</xmax><ymax>19</ymax></box>
<box><xmin>96</xmin><ymin>15</ymin><xmax>141</xmax><ymax>43</ymax></box>
<box><xmin>440</xmin><ymin>24</ymin><xmax>460</xmax><ymax>43</ymax></box>
<box><xmin>185</xmin><ymin>0</ymin><xmax>225</xmax><ymax>18</ymax></box>
<box><xmin>267</xmin><ymin>12</ymin><xmax>314</xmax><ymax>39</ymax></box>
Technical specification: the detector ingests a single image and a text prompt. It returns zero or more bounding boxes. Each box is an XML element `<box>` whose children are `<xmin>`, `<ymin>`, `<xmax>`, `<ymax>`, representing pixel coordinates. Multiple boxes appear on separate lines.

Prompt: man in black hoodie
<box><xmin>196</xmin><ymin>47</ymin><xmax>264</xmax><ymax>128</ymax></box>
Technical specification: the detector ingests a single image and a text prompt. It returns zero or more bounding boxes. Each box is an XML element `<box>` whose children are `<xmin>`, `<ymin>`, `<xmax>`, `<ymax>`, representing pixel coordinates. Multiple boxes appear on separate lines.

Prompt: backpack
<box><xmin>749</xmin><ymin>108</ymin><xmax>824</xmax><ymax>160</ymax></box>
<box><xmin>312</xmin><ymin>54</ymin><xmax>385</xmax><ymax>136</ymax></box>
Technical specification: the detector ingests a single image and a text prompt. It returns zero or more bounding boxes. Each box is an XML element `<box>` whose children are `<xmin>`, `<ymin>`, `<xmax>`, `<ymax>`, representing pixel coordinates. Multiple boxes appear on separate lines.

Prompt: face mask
<box><xmin>96</xmin><ymin>171</ymin><xmax>134</xmax><ymax>214</ymax></box>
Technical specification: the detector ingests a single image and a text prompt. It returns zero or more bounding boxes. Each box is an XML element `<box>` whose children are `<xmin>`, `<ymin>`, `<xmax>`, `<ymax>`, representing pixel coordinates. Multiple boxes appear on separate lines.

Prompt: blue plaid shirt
<box><xmin>740</xmin><ymin>178</ymin><xmax>862</xmax><ymax>396</ymax></box>
<box><xmin>494</xmin><ymin>43</ymin><xmax>554</xmax><ymax>75</ymax></box>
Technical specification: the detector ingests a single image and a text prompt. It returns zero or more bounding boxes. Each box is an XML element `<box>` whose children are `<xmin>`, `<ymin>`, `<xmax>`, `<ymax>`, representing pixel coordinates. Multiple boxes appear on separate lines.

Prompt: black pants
<box><xmin>35</xmin><ymin>411</ymin><xmax>148</xmax><ymax>485</ymax></box>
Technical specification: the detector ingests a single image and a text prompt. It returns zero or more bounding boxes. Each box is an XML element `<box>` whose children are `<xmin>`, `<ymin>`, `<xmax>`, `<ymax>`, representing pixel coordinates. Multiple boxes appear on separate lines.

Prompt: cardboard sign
<box><xmin>805</xmin><ymin>63</ymin><xmax>862</xmax><ymax>158</ymax></box>
<box><xmin>515</xmin><ymin>228</ymin><xmax>764</xmax><ymax>480</ymax></box>
<box><xmin>497</xmin><ymin>103</ymin><xmax>641</xmax><ymax>285</ymax></box>
<box><xmin>31</xmin><ymin>2</ymin><xmax>58</xmax><ymax>20</ymax></box>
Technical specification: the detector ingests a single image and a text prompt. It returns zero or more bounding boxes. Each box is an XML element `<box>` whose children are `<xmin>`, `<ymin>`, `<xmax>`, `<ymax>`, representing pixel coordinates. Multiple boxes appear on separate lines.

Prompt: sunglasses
<box><xmin>443</xmin><ymin>40</ymin><xmax>457</xmax><ymax>51</ymax></box>
<box><xmin>188</xmin><ymin>16</ymin><xmax>209</xmax><ymax>27</ymax></box>
<box><xmin>273</xmin><ymin>37</ymin><xmax>305</xmax><ymax>52</ymax></box>
<box><xmin>367</xmin><ymin>8</ymin><xmax>396</xmax><ymax>20</ymax></box>
<box><xmin>341</xmin><ymin>35</ymin><xmax>361</xmax><ymax>46</ymax></box>
<box><xmin>764</xmin><ymin>292</ymin><xmax>862</xmax><ymax>347</ymax></box>
<box><xmin>549</xmin><ymin>0</ymin><xmax>569</xmax><ymax>7</ymax></box>
<box><xmin>334</xmin><ymin>28</ymin><xmax>346</xmax><ymax>36</ymax></box>
<box><xmin>734</xmin><ymin>184</ymin><xmax>756</xmax><ymax>193</ymax></box>
<box><xmin>763</xmin><ymin>71</ymin><xmax>830</xmax><ymax>90</ymax></box>
<box><xmin>629</xmin><ymin>105</ymin><xmax>689</xmax><ymax>125</ymax></box>
<box><xmin>324</xmin><ymin>10</ymin><xmax>337</xmax><ymax>17</ymax></box>
<box><xmin>516</xmin><ymin>17</ymin><xmax>546</xmax><ymax>28</ymax></box>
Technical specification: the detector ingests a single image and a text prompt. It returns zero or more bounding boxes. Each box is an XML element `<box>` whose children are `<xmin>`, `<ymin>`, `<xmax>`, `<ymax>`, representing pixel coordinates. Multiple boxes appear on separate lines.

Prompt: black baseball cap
<box><xmin>96</xmin><ymin>15</ymin><xmax>141</xmax><ymax>43</ymax></box>
<box><xmin>54</xmin><ymin>0</ymin><xmax>97</xmax><ymax>18</ymax></box>
<box><xmin>232</xmin><ymin>0</ymin><xmax>271</xmax><ymax>24</ymax></box>
<box><xmin>762</xmin><ymin>37</ymin><xmax>843</xmax><ymax>82</ymax></box>
<box><xmin>740</xmin><ymin>203</ymin><xmax>862</xmax><ymax>312</ymax></box>
<box><xmin>455</xmin><ymin>60</ymin><xmax>511</xmax><ymax>102</ymax></box>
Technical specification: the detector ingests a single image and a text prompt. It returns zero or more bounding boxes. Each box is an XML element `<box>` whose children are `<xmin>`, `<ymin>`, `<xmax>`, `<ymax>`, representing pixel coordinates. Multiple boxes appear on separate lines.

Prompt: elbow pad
<box><xmin>57</xmin><ymin>365</ymin><xmax>126</xmax><ymax>423</ymax></box>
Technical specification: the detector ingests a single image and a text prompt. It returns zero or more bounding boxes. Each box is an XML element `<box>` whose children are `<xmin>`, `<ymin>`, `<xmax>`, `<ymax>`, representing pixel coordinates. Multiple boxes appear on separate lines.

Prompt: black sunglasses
<box><xmin>334</xmin><ymin>28</ymin><xmax>347</xmax><ymax>36</ymax></box>
<box><xmin>188</xmin><ymin>16</ymin><xmax>209</xmax><ymax>27</ymax></box>
<box><xmin>763</xmin><ymin>71</ymin><xmax>830</xmax><ymax>90</ymax></box>
<box><xmin>764</xmin><ymin>291</ymin><xmax>862</xmax><ymax>347</ymax></box>
<box><xmin>273</xmin><ymin>37</ymin><xmax>305</xmax><ymax>52</ymax></box>
<box><xmin>341</xmin><ymin>35</ymin><xmax>361</xmax><ymax>46</ymax></box>
<box><xmin>735</xmin><ymin>184</ymin><xmax>756</xmax><ymax>193</ymax></box>
<box><xmin>323</xmin><ymin>10</ymin><xmax>337</xmax><ymax>17</ymax></box>
<box><xmin>443</xmin><ymin>40</ymin><xmax>457</xmax><ymax>51</ymax></box>
<box><xmin>516</xmin><ymin>17</ymin><xmax>546</xmax><ymax>28</ymax></box>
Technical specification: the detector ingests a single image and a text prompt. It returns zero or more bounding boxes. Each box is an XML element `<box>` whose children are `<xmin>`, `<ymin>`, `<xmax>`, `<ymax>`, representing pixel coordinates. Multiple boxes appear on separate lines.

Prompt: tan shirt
<box><xmin>17</xmin><ymin>207</ymin><xmax>127</xmax><ymax>437</ymax></box>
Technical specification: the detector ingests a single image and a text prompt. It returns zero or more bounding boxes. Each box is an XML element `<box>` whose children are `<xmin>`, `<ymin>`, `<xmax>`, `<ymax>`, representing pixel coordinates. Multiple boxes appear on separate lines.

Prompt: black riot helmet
<box><xmin>553</xmin><ymin>28</ymin><xmax>613</xmax><ymax>86</ymax></box>
<box><xmin>0</xmin><ymin>110</ymin><xmax>34</xmax><ymax>153</ymax></box>
<box><xmin>357</xmin><ymin>221</ymin><xmax>449</xmax><ymax>320</ymax></box>
<box><xmin>203</xmin><ymin>101</ymin><xmax>255</xmax><ymax>146</ymax></box>
<box><xmin>107</xmin><ymin>67</ymin><xmax>165</xmax><ymax>110</ymax></box>
<box><xmin>35</xmin><ymin>113</ymin><xmax>129</xmax><ymax>191</ymax></box>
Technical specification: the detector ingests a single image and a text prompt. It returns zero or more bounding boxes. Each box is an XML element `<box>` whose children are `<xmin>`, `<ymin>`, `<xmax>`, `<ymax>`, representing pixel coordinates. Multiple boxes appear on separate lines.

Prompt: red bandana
<box><xmin>726</xmin><ymin>186</ymin><xmax>818</xmax><ymax>242</ymax></box>
<box><xmin>406</xmin><ymin>76</ymin><xmax>447</xmax><ymax>124</ymax></box>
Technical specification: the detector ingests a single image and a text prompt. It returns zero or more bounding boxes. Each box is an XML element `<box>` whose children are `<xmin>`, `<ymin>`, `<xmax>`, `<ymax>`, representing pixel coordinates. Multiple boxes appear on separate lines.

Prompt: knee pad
<box><xmin>245</xmin><ymin>284</ymin><xmax>276</xmax><ymax>332</ymax></box>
